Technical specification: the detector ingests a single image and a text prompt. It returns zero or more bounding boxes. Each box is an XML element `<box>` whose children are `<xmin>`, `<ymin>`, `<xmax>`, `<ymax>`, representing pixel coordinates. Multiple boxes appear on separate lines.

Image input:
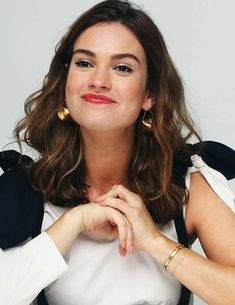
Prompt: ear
<box><xmin>141</xmin><ymin>94</ymin><xmax>155</xmax><ymax>111</ymax></box>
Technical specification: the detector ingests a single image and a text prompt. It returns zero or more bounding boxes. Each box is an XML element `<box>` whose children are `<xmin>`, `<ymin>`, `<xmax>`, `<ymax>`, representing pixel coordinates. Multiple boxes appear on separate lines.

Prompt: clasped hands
<box><xmin>80</xmin><ymin>184</ymin><xmax>161</xmax><ymax>257</ymax></box>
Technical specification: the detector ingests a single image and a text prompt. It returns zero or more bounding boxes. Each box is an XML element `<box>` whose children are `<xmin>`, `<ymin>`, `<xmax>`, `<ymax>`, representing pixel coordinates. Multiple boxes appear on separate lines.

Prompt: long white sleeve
<box><xmin>0</xmin><ymin>232</ymin><xmax>68</xmax><ymax>305</ymax></box>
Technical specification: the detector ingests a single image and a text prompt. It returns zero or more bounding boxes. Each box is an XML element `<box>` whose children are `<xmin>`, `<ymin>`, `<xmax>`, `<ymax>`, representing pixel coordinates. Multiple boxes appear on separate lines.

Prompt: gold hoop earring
<box><xmin>58</xmin><ymin>106</ymin><xmax>71</xmax><ymax>121</ymax></box>
<box><xmin>141</xmin><ymin>110</ymin><xmax>154</xmax><ymax>132</ymax></box>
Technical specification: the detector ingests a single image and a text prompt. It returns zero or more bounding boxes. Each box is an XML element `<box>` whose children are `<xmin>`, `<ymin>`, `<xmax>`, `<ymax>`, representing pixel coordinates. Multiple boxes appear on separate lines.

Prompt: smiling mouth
<box><xmin>81</xmin><ymin>94</ymin><xmax>116</xmax><ymax>104</ymax></box>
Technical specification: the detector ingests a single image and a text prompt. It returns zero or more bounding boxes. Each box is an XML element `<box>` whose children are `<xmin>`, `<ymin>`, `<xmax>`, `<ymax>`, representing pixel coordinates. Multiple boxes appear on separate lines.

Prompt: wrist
<box><xmin>144</xmin><ymin>233</ymin><xmax>181</xmax><ymax>266</ymax></box>
<box><xmin>66</xmin><ymin>205</ymin><xmax>86</xmax><ymax>234</ymax></box>
<box><xmin>45</xmin><ymin>205</ymin><xmax>86</xmax><ymax>257</ymax></box>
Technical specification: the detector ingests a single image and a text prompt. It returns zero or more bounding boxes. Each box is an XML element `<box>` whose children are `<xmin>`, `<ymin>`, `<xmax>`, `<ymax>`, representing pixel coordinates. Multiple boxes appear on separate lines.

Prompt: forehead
<box><xmin>73</xmin><ymin>22</ymin><xmax>146</xmax><ymax>61</ymax></box>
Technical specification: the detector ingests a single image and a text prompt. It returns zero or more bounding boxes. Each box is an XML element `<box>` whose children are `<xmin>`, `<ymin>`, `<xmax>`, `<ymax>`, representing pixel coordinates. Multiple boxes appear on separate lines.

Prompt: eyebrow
<box><xmin>72</xmin><ymin>48</ymin><xmax>140</xmax><ymax>65</ymax></box>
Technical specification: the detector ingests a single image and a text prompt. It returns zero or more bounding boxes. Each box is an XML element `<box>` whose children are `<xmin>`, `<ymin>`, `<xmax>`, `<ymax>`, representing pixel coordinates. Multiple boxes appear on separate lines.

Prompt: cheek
<box><xmin>65</xmin><ymin>72</ymin><xmax>78</xmax><ymax>96</ymax></box>
<box><xmin>120</xmin><ymin>81</ymin><xmax>147</xmax><ymax>122</ymax></box>
<box><xmin>65</xmin><ymin>75</ymin><xmax>82</xmax><ymax>119</ymax></box>
<box><xmin>122</xmin><ymin>74</ymin><xmax>147</xmax><ymax>99</ymax></box>
<box><xmin>121</xmin><ymin>82</ymin><xmax>147</xmax><ymax>109</ymax></box>
<box><xmin>65</xmin><ymin>68</ymin><xmax>88</xmax><ymax>96</ymax></box>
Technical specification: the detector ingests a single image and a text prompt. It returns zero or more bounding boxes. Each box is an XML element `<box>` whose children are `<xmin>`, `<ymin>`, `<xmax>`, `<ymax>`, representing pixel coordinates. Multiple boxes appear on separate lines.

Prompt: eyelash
<box><xmin>75</xmin><ymin>60</ymin><xmax>133</xmax><ymax>73</ymax></box>
<box><xmin>116</xmin><ymin>65</ymin><xmax>133</xmax><ymax>73</ymax></box>
<box><xmin>75</xmin><ymin>60</ymin><xmax>92</xmax><ymax>68</ymax></box>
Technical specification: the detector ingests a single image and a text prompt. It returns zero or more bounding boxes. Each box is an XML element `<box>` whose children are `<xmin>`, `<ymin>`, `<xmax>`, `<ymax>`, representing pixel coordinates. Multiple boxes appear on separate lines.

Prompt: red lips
<box><xmin>81</xmin><ymin>93</ymin><xmax>116</xmax><ymax>104</ymax></box>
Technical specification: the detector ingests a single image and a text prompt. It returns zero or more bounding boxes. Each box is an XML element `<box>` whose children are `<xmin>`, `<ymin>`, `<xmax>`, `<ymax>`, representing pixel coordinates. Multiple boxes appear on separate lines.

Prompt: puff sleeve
<box><xmin>0</xmin><ymin>150</ymin><xmax>43</xmax><ymax>249</ymax></box>
<box><xmin>185</xmin><ymin>154</ymin><xmax>235</xmax><ymax>212</ymax></box>
<box><xmin>174</xmin><ymin>141</ymin><xmax>235</xmax><ymax>217</ymax></box>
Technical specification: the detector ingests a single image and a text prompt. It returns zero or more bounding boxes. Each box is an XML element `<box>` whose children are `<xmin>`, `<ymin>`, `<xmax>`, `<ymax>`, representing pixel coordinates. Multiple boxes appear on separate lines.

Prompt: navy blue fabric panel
<box><xmin>0</xmin><ymin>150</ymin><xmax>33</xmax><ymax>172</ymax></box>
<box><xmin>174</xmin><ymin>210</ymin><xmax>191</xmax><ymax>305</ymax></box>
<box><xmin>174</xmin><ymin>141</ymin><xmax>235</xmax><ymax>183</ymax></box>
<box><xmin>37</xmin><ymin>290</ymin><xmax>49</xmax><ymax>305</ymax></box>
<box><xmin>0</xmin><ymin>153</ymin><xmax>44</xmax><ymax>249</ymax></box>
<box><xmin>0</xmin><ymin>150</ymin><xmax>47</xmax><ymax>303</ymax></box>
<box><xmin>192</xmin><ymin>141</ymin><xmax>235</xmax><ymax>180</ymax></box>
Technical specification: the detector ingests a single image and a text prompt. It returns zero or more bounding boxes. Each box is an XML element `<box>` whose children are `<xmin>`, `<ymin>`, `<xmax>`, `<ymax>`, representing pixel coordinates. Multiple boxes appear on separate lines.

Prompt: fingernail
<box><xmin>119</xmin><ymin>245</ymin><xmax>126</xmax><ymax>257</ymax></box>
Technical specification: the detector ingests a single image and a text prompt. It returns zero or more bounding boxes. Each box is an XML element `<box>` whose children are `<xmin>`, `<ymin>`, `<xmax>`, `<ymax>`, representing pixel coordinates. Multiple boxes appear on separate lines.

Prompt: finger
<box><xmin>116</xmin><ymin>213</ymin><xmax>133</xmax><ymax>255</ymax></box>
<box><xmin>125</xmin><ymin>218</ymin><xmax>134</xmax><ymax>255</ymax></box>
<box><xmin>106</xmin><ymin>207</ymin><xmax>131</xmax><ymax>256</ymax></box>
<box><xmin>112</xmin><ymin>226</ymin><xmax>119</xmax><ymax>239</ymax></box>
<box><xmin>95</xmin><ymin>185</ymin><xmax>140</xmax><ymax>206</ymax></box>
<box><xmin>118</xmin><ymin>217</ymin><xmax>133</xmax><ymax>256</ymax></box>
<box><xmin>99</xmin><ymin>197</ymin><xmax>132</xmax><ymax>218</ymax></box>
<box><xmin>95</xmin><ymin>185</ymin><xmax>125</xmax><ymax>200</ymax></box>
<box><xmin>119</xmin><ymin>244</ymin><xmax>127</xmax><ymax>257</ymax></box>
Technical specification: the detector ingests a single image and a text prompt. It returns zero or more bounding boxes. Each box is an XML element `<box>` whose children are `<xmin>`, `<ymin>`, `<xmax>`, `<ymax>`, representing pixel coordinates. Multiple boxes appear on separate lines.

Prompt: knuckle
<box><xmin>116</xmin><ymin>184</ymin><xmax>123</xmax><ymax>191</ymax></box>
<box><xmin>103</xmin><ymin>198</ymin><xmax>110</xmax><ymax>204</ymax></box>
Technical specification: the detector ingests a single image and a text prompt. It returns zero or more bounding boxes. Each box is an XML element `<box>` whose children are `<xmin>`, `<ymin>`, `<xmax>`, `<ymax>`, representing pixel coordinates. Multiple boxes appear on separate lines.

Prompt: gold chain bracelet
<box><xmin>162</xmin><ymin>244</ymin><xmax>185</xmax><ymax>271</ymax></box>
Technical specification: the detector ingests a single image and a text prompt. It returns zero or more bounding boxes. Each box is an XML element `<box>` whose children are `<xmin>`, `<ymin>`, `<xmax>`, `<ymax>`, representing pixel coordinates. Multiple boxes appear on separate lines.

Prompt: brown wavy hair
<box><xmin>14</xmin><ymin>0</ymin><xmax>201</xmax><ymax>224</ymax></box>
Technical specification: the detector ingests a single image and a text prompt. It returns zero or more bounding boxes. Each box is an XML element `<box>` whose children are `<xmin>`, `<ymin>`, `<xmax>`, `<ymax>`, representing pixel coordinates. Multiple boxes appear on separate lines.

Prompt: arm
<box><xmin>0</xmin><ymin>232</ymin><xmax>68</xmax><ymax>305</ymax></box>
<box><xmin>0</xmin><ymin>203</ymin><xmax>132</xmax><ymax>305</ymax></box>
<box><xmin>146</xmin><ymin>173</ymin><xmax>235</xmax><ymax>305</ymax></box>
<box><xmin>96</xmin><ymin>178</ymin><xmax>235</xmax><ymax>305</ymax></box>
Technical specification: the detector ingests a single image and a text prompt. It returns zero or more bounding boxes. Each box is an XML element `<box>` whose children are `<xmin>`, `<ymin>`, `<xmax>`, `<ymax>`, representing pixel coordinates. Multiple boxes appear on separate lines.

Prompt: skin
<box><xmin>65</xmin><ymin>22</ymin><xmax>152</xmax><ymax>133</ymax></box>
<box><xmin>46</xmin><ymin>22</ymin><xmax>235</xmax><ymax>304</ymax></box>
<box><xmin>65</xmin><ymin>23</ymin><xmax>153</xmax><ymax>200</ymax></box>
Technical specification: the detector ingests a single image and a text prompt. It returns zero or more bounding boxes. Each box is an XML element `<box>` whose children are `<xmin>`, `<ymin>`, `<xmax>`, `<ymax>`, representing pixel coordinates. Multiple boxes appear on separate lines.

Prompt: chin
<box><xmin>77</xmin><ymin>118</ymin><xmax>134</xmax><ymax>133</ymax></box>
<box><xmin>79</xmin><ymin>123</ymin><xmax>117</xmax><ymax>132</ymax></box>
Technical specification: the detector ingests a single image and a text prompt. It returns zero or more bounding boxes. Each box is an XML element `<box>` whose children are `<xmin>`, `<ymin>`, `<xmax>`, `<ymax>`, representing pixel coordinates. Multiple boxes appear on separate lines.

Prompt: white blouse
<box><xmin>0</xmin><ymin>155</ymin><xmax>234</xmax><ymax>305</ymax></box>
<box><xmin>42</xmin><ymin>207</ymin><xmax>181</xmax><ymax>305</ymax></box>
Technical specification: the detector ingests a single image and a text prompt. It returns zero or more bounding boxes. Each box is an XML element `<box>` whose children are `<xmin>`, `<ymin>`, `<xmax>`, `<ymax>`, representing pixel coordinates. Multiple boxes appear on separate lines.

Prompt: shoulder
<box><xmin>185</xmin><ymin>171</ymin><xmax>235</xmax><ymax>265</ymax></box>
<box><xmin>185</xmin><ymin>171</ymin><xmax>228</xmax><ymax>234</ymax></box>
<box><xmin>0</xmin><ymin>150</ymin><xmax>44</xmax><ymax>249</ymax></box>
<box><xmin>173</xmin><ymin>141</ymin><xmax>235</xmax><ymax>242</ymax></box>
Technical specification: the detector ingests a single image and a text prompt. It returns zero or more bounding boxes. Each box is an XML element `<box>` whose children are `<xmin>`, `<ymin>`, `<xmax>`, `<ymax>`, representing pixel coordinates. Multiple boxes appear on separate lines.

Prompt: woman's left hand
<box><xmin>94</xmin><ymin>184</ymin><xmax>162</xmax><ymax>252</ymax></box>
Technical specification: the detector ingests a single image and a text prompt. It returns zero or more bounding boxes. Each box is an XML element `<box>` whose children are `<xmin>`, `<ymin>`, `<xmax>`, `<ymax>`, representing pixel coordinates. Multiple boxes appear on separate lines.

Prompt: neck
<box><xmin>81</xmin><ymin>127</ymin><xmax>135</xmax><ymax>194</ymax></box>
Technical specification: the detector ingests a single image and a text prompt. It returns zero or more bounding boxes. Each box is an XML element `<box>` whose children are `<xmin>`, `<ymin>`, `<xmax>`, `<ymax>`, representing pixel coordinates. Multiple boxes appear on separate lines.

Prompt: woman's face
<box><xmin>65</xmin><ymin>22</ymin><xmax>153</xmax><ymax>132</ymax></box>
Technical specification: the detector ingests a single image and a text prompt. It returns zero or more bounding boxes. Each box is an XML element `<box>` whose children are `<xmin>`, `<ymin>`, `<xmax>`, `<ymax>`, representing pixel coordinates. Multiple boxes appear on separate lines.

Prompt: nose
<box><xmin>88</xmin><ymin>66</ymin><xmax>111</xmax><ymax>90</ymax></box>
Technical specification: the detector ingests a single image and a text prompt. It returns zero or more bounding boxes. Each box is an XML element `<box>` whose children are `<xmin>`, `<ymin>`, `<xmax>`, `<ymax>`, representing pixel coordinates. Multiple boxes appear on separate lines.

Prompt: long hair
<box><xmin>14</xmin><ymin>0</ymin><xmax>201</xmax><ymax>224</ymax></box>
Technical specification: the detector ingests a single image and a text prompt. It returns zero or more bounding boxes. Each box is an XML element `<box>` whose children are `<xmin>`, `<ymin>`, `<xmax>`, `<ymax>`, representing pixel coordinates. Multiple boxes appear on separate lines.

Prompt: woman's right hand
<box><xmin>46</xmin><ymin>203</ymin><xmax>133</xmax><ymax>257</ymax></box>
<box><xmin>78</xmin><ymin>203</ymin><xmax>133</xmax><ymax>256</ymax></box>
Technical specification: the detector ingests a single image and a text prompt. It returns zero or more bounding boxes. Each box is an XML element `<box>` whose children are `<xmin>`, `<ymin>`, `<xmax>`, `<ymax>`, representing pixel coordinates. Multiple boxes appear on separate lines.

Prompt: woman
<box><xmin>0</xmin><ymin>1</ymin><xmax>235</xmax><ymax>304</ymax></box>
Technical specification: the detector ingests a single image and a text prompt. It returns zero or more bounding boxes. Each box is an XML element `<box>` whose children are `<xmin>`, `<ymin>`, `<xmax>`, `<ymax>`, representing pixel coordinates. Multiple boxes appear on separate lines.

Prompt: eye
<box><xmin>115</xmin><ymin>64</ymin><xmax>133</xmax><ymax>73</ymax></box>
<box><xmin>75</xmin><ymin>60</ymin><xmax>93</xmax><ymax>68</ymax></box>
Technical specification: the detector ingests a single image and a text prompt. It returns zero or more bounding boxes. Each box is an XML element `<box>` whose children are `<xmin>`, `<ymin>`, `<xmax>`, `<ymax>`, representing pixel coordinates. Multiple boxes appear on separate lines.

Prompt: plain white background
<box><xmin>0</xmin><ymin>1</ymin><xmax>234</xmax><ymax>304</ymax></box>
